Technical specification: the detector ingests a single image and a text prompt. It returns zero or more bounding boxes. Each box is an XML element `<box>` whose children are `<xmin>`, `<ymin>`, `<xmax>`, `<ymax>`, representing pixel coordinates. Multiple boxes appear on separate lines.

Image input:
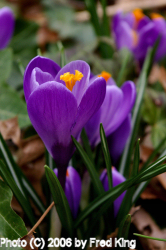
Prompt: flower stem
<box><xmin>57</xmin><ymin>165</ymin><xmax>67</xmax><ymax>190</ymax></box>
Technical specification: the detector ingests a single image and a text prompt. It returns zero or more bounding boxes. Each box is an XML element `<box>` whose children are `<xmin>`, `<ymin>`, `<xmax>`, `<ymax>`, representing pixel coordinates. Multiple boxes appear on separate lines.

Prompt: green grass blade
<box><xmin>81</xmin><ymin>129</ymin><xmax>94</xmax><ymax>164</ymax></box>
<box><xmin>118</xmin><ymin>214</ymin><xmax>131</xmax><ymax>241</ymax></box>
<box><xmin>133</xmin><ymin>149</ymin><xmax>166</xmax><ymax>203</ymax></box>
<box><xmin>0</xmin><ymin>133</ymin><xmax>45</xmax><ymax>214</ymax></box>
<box><xmin>0</xmin><ymin>160</ymin><xmax>38</xmax><ymax>230</ymax></box>
<box><xmin>134</xmin><ymin>233</ymin><xmax>166</xmax><ymax>242</ymax></box>
<box><xmin>116</xmin><ymin>140</ymin><xmax>140</xmax><ymax>226</ymax></box>
<box><xmin>116</xmin><ymin>49</ymin><xmax>131</xmax><ymax>87</ymax></box>
<box><xmin>45</xmin><ymin>166</ymin><xmax>74</xmax><ymax>237</ymax></box>
<box><xmin>119</xmin><ymin>46</ymin><xmax>158</xmax><ymax>177</ymax></box>
<box><xmin>84</xmin><ymin>0</ymin><xmax>101</xmax><ymax>36</ymax></box>
<box><xmin>72</xmin><ymin>136</ymin><xmax>104</xmax><ymax>195</ymax></box>
<box><xmin>141</xmin><ymin>136</ymin><xmax>166</xmax><ymax>172</ymax></box>
<box><xmin>57</xmin><ymin>41</ymin><xmax>66</xmax><ymax>67</ymax></box>
<box><xmin>100</xmin><ymin>124</ymin><xmax>112</xmax><ymax>189</ymax></box>
<box><xmin>75</xmin><ymin>160</ymin><xmax>166</xmax><ymax>228</ymax></box>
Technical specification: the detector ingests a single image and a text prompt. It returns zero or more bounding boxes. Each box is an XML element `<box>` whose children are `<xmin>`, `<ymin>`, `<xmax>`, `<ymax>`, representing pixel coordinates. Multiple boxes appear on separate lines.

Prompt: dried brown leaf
<box><xmin>17</xmin><ymin>135</ymin><xmax>45</xmax><ymax>166</ymax></box>
<box><xmin>141</xmin><ymin>176</ymin><xmax>166</xmax><ymax>201</ymax></box>
<box><xmin>21</xmin><ymin>233</ymin><xmax>38</xmax><ymax>250</ymax></box>
<box><xmin>133</xmin><ymin>208</ymin><xmax>166</xmax><ymax>250</ymax></box>
<box><xmin>0</xmin><ymin>117</ymin><xmax>21</xmax><ymax>146</ymax></box>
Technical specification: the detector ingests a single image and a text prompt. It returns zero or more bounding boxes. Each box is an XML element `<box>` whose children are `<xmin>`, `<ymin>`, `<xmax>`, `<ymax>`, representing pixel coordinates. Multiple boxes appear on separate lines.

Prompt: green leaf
<box><xmin>45</xmin><ymin>166</ymin><xmax>74</xmax><ymax>238</ymax></box>
<box><xmin>72</xmin><ymin>136</ymin><xmax>104</xmax><ymax>195</ymax></box>
<box><xmin>0</xmin><ymin>83</ymin><xmax>31</xmax><ymax>128</ymax></box>
<box><xmin>0</xmin><ymin>160</ymin><xmax>37</xmax><ymax>232</ymax></box>
<box><xmin>133</xmin><ymin>142</ymin><xmax>166</xmax><ymax>203</ymax></box>
<box><xmin>151</xmin><ymin>119</ymin><xmax>166</xmax><ymax>148</ymax></box>
<box><xmin>116</xmin><ymin>48</ymin><xmax>132</xmax><ymax>87</ymax></box>
<box><xmin>0</xmin><ymin>48</ymin><xmax>12</xmax><ymax>83</ymax></box>
<box><xmin>81</xmin><ymin>128</ymin><xmax>94</xmax><ymax>165</ymax></box>
<box><xmin>118</xmin><ymin>214</ymin><xmax>131</xmax><ymax>246</ymax></box>
<box><xmin>75</xmin><ymin>157</ymin><xmax>166</xmax><ymax>228</ymax></box>
<box><xmin>134</xmin><ymin>233</ymin><xmax>166</xmax><ymax>242</ymax></box>
<box><xmin>119</xmin><ymin>47</ymin><xmax>154</xmax><ymax>177</ymax></box>
<box><xmin>0</xmin><ymin>133</ymin><xmax>46</xmax><ymax>214</ymax></box>
<box><xmin>116</xmin><ymin>140</ymin><xmax>140</xmax><ymax>226</ymax></box>
<box><xmin>0</xmin><ymin>180</ymin><xmax>27</xmax><ymax>250</ymax></box>
<box><xmin>100</xmin><ymin>124</ymin><xmax>112</xmax><ymax>189</ymax></box>
<box><xmin>57</xmin><ymin>41</ymin><xmax>66</xmax><ymax>67</ymax></box>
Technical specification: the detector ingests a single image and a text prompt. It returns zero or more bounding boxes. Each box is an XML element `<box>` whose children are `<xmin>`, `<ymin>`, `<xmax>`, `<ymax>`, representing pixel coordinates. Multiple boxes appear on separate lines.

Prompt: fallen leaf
<box><xmin>17</xmin><ymin>135</ymin><xmax>45</xmax><ymax>166</ymax></box>
<box><xmin>0</xmin><ymin>117</ymin><xmax>21</xmax><ymax>146</ymax></box>
<box><xmin>141</xmin><ymin>176</ymin><xmax>166</xmax><ymax>202</ymax></box>
<box><xmin>21</xmin><ymin>233</ymin><xmax>38</xmax><ymax>250</ymax></box>
<box><xmin>132</xmin><ymin>208</ymin><xmax>166</xmax><ymax>250</ymax></box>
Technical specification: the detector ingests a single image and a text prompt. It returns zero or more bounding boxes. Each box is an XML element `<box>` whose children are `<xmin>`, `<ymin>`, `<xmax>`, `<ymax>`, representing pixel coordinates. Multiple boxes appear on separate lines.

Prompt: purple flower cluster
<box><xmin>23</xmin><ymin>56</ymin><xmax>106</xmax><ymax>186</ymax></box>
<box><xmin>85</xmin><ymin>71</ymin><xmax>136</xmax><ymax>165</ymax></box>
<box><xmin>23</xmin><ymin>58</ymin><xmax>135</xmax><ymax>217</ymax></box>
<box><xmin>112</xmin><ymin>9</ymin><xmax>166</xmax><ymax>64</ymax></box>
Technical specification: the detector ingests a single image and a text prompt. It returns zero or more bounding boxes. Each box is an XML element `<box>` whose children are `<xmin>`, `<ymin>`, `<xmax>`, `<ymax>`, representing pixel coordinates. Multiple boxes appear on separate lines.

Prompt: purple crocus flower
<box><xmin>24</xmin><ymin>56</ymin><xmax>106</xmax><ymax>187</ymax></box>
<box><xmin>54</xmin><ymin>166</ymin><xmax>81</xmax><ymax>218</ymax></box>
<box><xmin>100</xmin><ymin>167</ymin><xmax>126</xmax><ymax>217</ymax></box>
<box><xmin>84</xmin><ymin>72</ymin><xmax>136</xmax><ymax>152</ymax></box>
<box><xmin>112</xmin><ymin>9</ymin><xmax>166</xmax><ymax>64</ymax></box>
<box><xmin>107</xmin><ymin>114</ymin><xmax>131</xmax><ymax>165</ymax></box>
<box><xmin>0</xmin><ymin>7</ymin><xmax>14</xmax><ymax>50</ymax></box>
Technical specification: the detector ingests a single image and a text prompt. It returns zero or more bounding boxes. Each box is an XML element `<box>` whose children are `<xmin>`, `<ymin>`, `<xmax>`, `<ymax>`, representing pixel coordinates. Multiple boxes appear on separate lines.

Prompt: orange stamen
<box><xmin>150</xmin><ymin>13</ymin><xmax>163</xmax><ymax>20</ymax></box>
<box><xmin>66</xmin><ymin>170</ymin><xmax>69</xmax><ymax>177</ymax></box>
<box><xmin>98</xmin><ymin>71</ymin><xmax>111</xmax><ymax>82</ymax></box>
<box><xmin>60</xmin><ymin>70</ymin><xmax>83</xmax><ymax>91</ymax></box>
<box><xmin>132</xmin><ymin>8</ymin><xmax>145</xmax><ymax>23</ymax></box>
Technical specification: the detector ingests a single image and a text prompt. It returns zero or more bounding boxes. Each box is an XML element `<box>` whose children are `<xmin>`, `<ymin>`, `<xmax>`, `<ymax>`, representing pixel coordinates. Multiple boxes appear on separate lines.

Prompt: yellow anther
<box><xmin>150</xmin><ymin>13</ymin><xmax>163</xmax><ymax>20</ymax></box>
<box><xmin>133</xmin><ymin>8</ymin><xmax>145</xmax><ymax>23</ymax></box>
<box><xmin>60</xmin><ymin>70</ymin><xmax>83</xmax><ymax>91</ymax></box>
<box><xmin>98</xmin><ymin>71</ymin><xmax>111</xmax><ymax>82</ymax></box>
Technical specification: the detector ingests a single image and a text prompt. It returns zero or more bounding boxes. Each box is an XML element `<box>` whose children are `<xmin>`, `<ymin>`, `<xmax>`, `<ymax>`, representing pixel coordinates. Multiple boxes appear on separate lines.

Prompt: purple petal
<box><xmin>0</xmin><ymin>7</ymin><xmax>14</xmax><ymax>50</ymax></box>
<box><xmin>133</xmin><ymin>22</ymin><xmax>159</xmax><ymax>63</ymax></box>
<box><xmin>106</xmin><ymin>81</ymin><xmax>136</xmax><ymax>133</ymax></box>
<box><xmin>137</xmin><ymin>16</ymin><xmax>151</xmax><ymax>31</ymax></box>
<box><xmin>100</xmin><ymin>168</ymin><xmax>126</xmax><ymax>217</ymax></box>
<box><xmin>123</xmin><ymin>13</ymin><xmax>135</xmax><ymax>28</ymax></box>
<box><xmin>66</xmin><ymin>166</ymin><xmax>82</xmax><ymax>218</ymax></box>
<box><xmin>107</xmin><ymin>114</ymin><xmax>131</xmax><ymax>166</ymax></box>
<box><xmin>72</xmin><ymin>77</ymin><xmax>106</xmax><ymax>139</ymax></box>
<box><xmin>107</xmin><ymin>77</ymin><xmax>116</xmax><ymax>86</ymax></box>
<box><xmin>54</xmin><ymin>166</ymin><xmax>82</xmax><ymax>218</ymax></box>
<box><xmin>84</xmin><ymin>85</ymin><xmax>123</xmax><ymax>146</ymax></box>
<box><xmin>85</xmin><ymin>81</ymin><xmax>136</xmax><ymax>146</ymax></box>
<box><xmin>112</xmin><ymin>168</ymin><xmax>126</xmax><ymax>217</ymax></box>
<box><xmin>152</xmin><ymin>19</ymin><xmax>166</xmax><ymax>61</ymax></box>
<box><xmin>27</xmin><ymin>81</ymin><xmax>77</xmax><ymax>167</ymax></box>
<box><xmin>24</xmin><ymin>56</ymin><xmax>61</xmax><ymax>102</ymax></box>
<box><xmin>55</xmin><ymin>60</ymin><xmax>90</xmax><ymax>105</ymax></box>
<box><xmin>113</xmin><ymin>20</ymin><xmax>133</xmax><ymax>50</ymax></box>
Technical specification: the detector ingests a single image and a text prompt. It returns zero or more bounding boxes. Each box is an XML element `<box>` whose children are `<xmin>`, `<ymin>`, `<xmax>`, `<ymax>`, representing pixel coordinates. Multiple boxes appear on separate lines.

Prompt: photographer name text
<box><xmin>0</xmin><ymin>237</ymin><xmax>136</xmax><ymax>249</ymax></box>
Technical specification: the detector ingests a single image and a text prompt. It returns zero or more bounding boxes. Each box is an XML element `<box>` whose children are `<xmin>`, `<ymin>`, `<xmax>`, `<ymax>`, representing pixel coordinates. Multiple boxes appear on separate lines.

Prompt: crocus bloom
<box><xmin>24</xmin><ymin>56</ymin><xmax>106</xmax><ymax>187</ymax></box>
<box><xmin>84</xmin><ymin>72</ymin><xmax>136</xmax><ymax>151</ymax></box>
<box><xmin>54</xmin><ymin>166</ymin><xmax>82</xmax><ymax>218</ymax></box>
<box><xmin>0</xmin><ymin>7</ymin><xmax>14</xmax><ymax>50</ymax></box>
<box><xmin>100</xmin><ymin>167</ymin><xmax>126</xmax><ymax>217</ymax></box>
<box><xmin>112</xmin><ymin>9</ymin><xmax>166</xmax><ymax>64</ymax></box>
<box><xmin>107</xmin><ymin>114</ymin><xmax>131</xmax><ymax>165</ymax></box>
